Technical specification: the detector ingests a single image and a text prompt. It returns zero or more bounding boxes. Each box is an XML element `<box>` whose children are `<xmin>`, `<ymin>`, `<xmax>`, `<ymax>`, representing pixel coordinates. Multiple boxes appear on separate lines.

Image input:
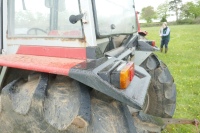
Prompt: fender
<box><xmin>137</xmin><ymin>40</ymin><xmax>159</xmax><ymax>51</ymax></box>
<box><xmin>134</xmin><ymin>51</ymin><xmax>160</xmax><ymax>67</ymax></box>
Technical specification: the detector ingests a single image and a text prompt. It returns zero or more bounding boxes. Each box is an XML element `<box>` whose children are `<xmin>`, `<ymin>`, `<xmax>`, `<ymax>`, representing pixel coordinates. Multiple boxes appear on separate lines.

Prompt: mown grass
<box><xmin>143</xmin><ymin>25</ymin><xmax>200</xmax><ymax>133</ymax></box>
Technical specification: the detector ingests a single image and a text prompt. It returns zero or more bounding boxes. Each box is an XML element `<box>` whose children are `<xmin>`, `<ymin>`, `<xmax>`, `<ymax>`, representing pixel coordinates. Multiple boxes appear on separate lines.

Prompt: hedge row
<box><xmin>140</xmin><ymin>18</ymin><xmax>200</xmax><ymax>27</ymax></box>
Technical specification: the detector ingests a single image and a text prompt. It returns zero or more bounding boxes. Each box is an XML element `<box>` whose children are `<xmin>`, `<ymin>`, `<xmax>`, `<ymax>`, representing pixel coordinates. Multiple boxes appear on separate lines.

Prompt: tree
<box><xmin>140</xmin><ymin>6</ymin><xmax>157</xmax><ymax>23</ymax></box>
<box><xmin>189</xmin><ymin>1</ymin><xmax>200</xmax><ymax>18</ymax></box>
<box><xmin>169</xmin><ymin>0</ymin><xmax>182</xmax><ymax>21</ymax></box>
<box><xmin>180</xmin><ymin>2</ymin><xmax>192</xmax><ymax>18</ymax></box>
<box><xmin>157</xmin><ymin>0</ymin><xmax>170</xmax><ymax>22</ymax></box>
<box><xmin>181</xmin><ymin>1</ymin><xmax>200</xmax><ymax>19</ymax></box>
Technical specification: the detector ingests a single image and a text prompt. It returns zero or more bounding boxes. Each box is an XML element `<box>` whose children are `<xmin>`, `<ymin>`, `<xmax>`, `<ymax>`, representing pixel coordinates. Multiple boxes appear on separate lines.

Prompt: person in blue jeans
<box><xmin>160</xmin><ymin>22</ymin><xmax>170</xmax><ymax>53</ymax></box>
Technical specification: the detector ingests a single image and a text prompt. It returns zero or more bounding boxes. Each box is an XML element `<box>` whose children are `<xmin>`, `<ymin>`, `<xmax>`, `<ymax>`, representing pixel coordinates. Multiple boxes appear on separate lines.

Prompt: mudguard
<box><xmin>134</xmin><ymin>51</ymin><xmax>152</xmax><ymax>66</ymax></box>
<box><xmin>69</xmin><ymin>57</ymin><xmax>151</xmax><ymax>110</ymax></box>
<box><xmin>134</xmin><ymin>51</ymin><xmax>160</xmax><ymax>67</ymax></box>
<box><xmin>137</xmin><ymin>40</ymin><xmax>159</xmax><ymax>51</ymax></box>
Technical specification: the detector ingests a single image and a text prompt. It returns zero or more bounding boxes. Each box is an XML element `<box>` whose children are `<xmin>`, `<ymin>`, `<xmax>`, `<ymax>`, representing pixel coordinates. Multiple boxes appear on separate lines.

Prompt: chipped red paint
<box><xmin>17</xmin><ymin>45</ymin><xmax>87</xmax><ymax>59</ymax></box>
<box><xmin>0</xmin><ymin>54</ymin><xmax>84</xmax><ymax>75</ymax></box>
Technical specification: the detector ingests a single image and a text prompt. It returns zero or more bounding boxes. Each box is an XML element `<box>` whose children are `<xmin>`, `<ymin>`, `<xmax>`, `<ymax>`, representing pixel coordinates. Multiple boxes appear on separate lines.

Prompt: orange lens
<box><xmin>120</xmin><ymin>62</ymin><xmax>134</xmax><ymax>89</ymax></box>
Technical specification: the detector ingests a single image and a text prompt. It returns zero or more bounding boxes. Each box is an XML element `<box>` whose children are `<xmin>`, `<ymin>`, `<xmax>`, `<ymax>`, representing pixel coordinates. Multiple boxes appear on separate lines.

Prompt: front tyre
<box><xmin>0</xmin><ymin>73</ymin><xmax>139</xmax><ymax>133</ymax></box>
<box><xmin>141</xmin><ymin>54</ymin><xmax>176</xmax><ymax>118</ymax></box>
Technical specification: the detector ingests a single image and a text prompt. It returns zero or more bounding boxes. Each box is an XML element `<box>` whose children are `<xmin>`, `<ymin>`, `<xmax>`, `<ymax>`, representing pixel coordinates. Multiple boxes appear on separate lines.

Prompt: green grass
<box><xmin>143</xmin><ymin>25</ymin><xmax>200</xmax><ymax>133</ymax></box>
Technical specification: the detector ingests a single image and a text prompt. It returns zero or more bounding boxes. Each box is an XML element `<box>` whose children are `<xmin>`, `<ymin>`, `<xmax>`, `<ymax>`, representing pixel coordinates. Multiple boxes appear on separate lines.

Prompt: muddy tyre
<box><xmin>140</xmin><ymin>54</ymin><xmax>176</xmax><ymax>118</ymax></box>
<box><xmin>0</xmin><ymin>73</ymin><xmax>139</xmax><ymax>133</ymax></box>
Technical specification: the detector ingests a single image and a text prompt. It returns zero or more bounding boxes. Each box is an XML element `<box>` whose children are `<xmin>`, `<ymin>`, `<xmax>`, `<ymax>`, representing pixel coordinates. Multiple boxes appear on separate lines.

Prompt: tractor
<box><xmin>0</xmin><ymin>0</ymin><xmax>178</xmax><ymax>132</ymax></box>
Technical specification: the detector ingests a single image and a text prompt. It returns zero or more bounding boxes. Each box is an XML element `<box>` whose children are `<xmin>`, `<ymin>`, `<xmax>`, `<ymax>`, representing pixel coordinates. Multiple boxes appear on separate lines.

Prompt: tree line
<box><xmin>140</xmin><ymin>0</ymin><xmax>200</xmax><ymax>23</ymax></box>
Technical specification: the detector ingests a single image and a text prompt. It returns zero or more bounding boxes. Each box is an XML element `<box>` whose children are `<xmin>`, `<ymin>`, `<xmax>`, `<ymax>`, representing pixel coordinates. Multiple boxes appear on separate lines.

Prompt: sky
<box><xmin>134</xmin><ymin>0</ymin><xmax>197</xmax><ymax>21</ymax></box>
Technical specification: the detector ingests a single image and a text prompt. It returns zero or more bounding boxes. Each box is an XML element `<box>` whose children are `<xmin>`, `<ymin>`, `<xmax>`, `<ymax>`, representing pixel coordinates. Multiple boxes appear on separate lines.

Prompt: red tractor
<box><xmin>0</xmin><ymin>0</ymin><xmax>178</xmax><ymax>132</ymax></box>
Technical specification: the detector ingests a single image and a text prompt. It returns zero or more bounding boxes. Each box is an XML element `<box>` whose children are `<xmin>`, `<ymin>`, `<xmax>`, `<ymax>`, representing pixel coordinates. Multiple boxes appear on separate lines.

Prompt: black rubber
<box><xmin>0</xmin><ymin>74</ymin><xmax>90</xmax><ymax>132</ymax></box>
<box><xmin>0</xmin><ymin>73</ymin><xmax>139</xmax><ymax>133</ymax></box>
<box><xmin>140</xmin><ymin>54</ymin><xmax>176</xmax><ymax>118</ymax></box>
<box><xmin>88</xmin><ymin>90</ymin><xmax>138</xmax><ymax>133</ymax></box>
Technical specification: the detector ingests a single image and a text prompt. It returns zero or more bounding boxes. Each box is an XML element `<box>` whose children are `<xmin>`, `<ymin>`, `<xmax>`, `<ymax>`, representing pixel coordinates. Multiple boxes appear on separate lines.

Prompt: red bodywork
<box><xmin>0</xmin><ymin>46</ymin><xmax>86</xmax><ymax>75</ymax></box>
<box><xmin>17</xmin><ymin>45</ymin><xmax>87</xmax><ymax>59</ymax></box>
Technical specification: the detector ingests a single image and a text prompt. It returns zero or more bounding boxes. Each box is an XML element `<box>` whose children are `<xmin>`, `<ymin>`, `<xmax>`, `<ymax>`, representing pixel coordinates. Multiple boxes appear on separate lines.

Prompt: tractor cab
<box><xmin>7</xmin><ymin>0</ymin><xmax>137</xmax><ymax>49</ymax></box>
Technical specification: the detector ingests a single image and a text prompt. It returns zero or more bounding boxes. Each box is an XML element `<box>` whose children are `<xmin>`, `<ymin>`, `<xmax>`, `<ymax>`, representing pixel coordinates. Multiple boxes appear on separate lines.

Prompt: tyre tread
<box><xmin>141</xmin><ymin>54</ymin><xmax>176</xmax><ymax>118</ymax></box>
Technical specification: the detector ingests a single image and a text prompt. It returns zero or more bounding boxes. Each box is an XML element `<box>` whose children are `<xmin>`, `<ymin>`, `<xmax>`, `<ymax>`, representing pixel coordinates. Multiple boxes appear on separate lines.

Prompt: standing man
<box><xmin>160</xmin><ymin>22</ymin><xmax>170</xmax><ymax>53</ymax></box>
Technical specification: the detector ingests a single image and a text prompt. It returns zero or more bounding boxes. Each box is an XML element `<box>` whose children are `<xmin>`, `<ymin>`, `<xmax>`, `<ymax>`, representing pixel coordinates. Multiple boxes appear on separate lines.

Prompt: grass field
<box><xmin>143</xmin><ymin>25</ymin><xmax>200</xmax><ymax>133</ymax></box>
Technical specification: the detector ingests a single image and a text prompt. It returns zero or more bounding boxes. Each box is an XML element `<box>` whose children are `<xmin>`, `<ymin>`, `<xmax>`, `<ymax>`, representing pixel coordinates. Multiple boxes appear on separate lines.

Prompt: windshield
<box><xmin>8</xmin><ymin>0</ymin><xmax>83</xmax><ymax>38</ymax></box>
<box><xmin>94</xmin><ymin>0</ymin><xmax>137</xmax><ymax>37</ymax></box>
